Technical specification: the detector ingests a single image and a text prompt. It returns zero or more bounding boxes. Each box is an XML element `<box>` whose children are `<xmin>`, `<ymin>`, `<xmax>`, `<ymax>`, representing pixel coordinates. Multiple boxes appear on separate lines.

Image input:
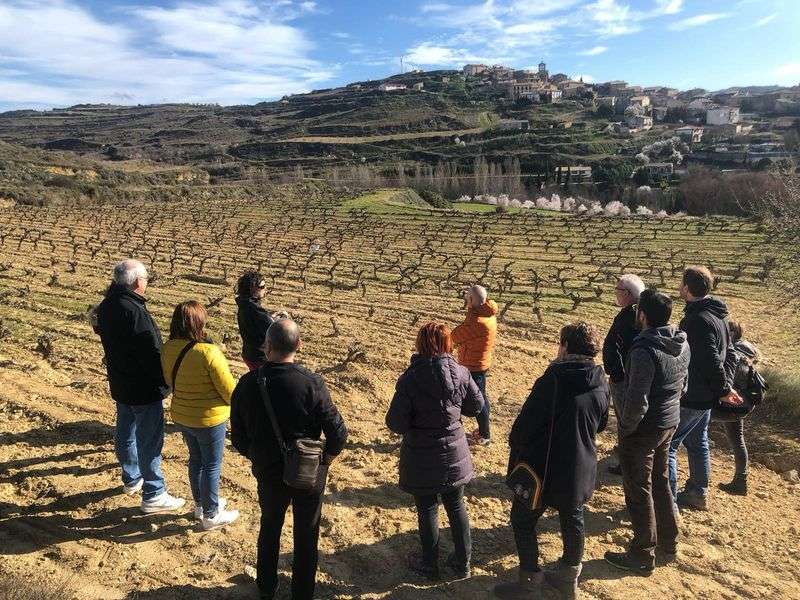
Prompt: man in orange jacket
<box><xmin>452</xmin><ymin>284</ymin><xmax>498</xmax><ymax>445</ymax></box>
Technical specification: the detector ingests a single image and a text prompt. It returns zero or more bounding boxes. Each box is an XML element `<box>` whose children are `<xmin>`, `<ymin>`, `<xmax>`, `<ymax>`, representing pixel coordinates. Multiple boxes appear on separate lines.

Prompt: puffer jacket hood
<box><xmin>473</xmin><ymin>299</ymin><xmax>498</xmax><ymax>318</ymax></box>
<box><xmin>684</xmin><ymin>296</ymin><xmax>729</xmax><ymax>320</ymax></box>
<box><xmin>634</xmin><ymin>325</ymin><xmax>687</xmax><ymax>357</ymax></box>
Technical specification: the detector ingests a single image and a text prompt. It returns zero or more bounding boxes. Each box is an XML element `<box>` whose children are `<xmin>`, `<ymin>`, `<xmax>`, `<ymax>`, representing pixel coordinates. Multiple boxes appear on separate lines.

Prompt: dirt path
<box><xmin>1</xmin><ymin>353</ymin><xmax>799</xmax><ymax>600</ymax></box>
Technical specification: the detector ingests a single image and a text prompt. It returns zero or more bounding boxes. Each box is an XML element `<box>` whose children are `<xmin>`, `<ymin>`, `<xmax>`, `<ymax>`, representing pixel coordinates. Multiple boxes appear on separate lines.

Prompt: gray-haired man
<box><xmin>602</xmin><ymin>274</ymin><xmax>645</xmax><ymax>475</ymax></box>
<box><xmin>94</xmin><ymin>259</ymin><xmax>185</xmax><ymax>514</ymax></box>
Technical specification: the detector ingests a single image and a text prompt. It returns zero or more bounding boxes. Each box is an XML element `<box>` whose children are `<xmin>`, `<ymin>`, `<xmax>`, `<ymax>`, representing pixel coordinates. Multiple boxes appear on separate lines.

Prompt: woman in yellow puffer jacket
<box><xmin>161</xmin><ymin>300</ymin><xmax>239</xmax><ymax>530</ymax></box>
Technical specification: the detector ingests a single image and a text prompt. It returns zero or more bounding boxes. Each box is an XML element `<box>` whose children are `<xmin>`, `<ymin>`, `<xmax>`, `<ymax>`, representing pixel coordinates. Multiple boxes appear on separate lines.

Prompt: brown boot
<box><xmin>493</xmin><ymin>569</ymin><xmax>545</xmax><ymax>600</ymax></box>
<box><xmin>544</xmin><ymin>561</ymin><xmax>582</xmax><ymax>599</ymax></box>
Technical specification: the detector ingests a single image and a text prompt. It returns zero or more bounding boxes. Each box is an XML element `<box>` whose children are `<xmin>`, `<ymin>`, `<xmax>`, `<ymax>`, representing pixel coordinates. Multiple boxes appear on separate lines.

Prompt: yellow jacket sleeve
<box><xmin>206</xmin><ymin>345</ymin><xmax>236</xmax><ymax>405</ymax></box>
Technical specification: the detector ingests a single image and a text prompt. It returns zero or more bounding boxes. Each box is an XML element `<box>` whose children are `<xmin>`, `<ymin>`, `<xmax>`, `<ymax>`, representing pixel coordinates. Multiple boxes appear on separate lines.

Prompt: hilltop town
<box><xmin>1</xmin><ymin>61</ymin><xmax>798</xmax><ymax>215</ymax></box>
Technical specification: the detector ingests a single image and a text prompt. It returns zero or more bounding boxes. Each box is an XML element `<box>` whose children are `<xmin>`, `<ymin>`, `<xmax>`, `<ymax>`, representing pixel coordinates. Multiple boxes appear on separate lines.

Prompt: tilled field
<box><xmin>1</xmin><ymin>185</ymin><xmax>799</xmax><ymax>599</ymax></box>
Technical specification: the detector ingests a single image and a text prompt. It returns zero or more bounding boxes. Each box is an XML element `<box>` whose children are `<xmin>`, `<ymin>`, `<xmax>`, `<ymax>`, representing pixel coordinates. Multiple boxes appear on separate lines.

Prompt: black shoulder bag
<box><xmin>170</xmin><ymin>341</ymin><xmax>197</xmax><ymax>390</ymax></box>
<box><xmin>506</xmin><ymin>377</ymin><xmax>558</xmax><ymax>510</ymax></box>
<box><xmin>257</xmin><ymin>368</ymin><xmax>325</xmax><ymax>490</ymax></box>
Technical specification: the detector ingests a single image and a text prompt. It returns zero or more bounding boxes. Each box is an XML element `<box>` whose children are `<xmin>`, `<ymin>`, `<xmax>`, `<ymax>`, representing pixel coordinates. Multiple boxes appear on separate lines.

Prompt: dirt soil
<box><xmin>1</xmin><ymin>346</ymin><xmax>799</xmax><ymax>600</ymax></box>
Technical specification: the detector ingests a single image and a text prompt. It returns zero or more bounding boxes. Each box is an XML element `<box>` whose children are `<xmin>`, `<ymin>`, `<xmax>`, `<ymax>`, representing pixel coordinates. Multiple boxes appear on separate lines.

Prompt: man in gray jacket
<box><xmin>605</xmin><ymin>288</ymin><xmax>690</xmax><ymax>575</ymax></box>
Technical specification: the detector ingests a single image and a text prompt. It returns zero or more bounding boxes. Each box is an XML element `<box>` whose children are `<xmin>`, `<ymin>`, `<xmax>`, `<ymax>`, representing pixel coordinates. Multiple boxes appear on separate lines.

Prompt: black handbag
<box><xmin>506</xmin><ymin>377</ymin><xmax>558</xmax><ymax>510</ymax></box>
<box><xmin>257</xmin><ymin>368</ymin><xmax>325</xmax><ymax>491</ymax></box>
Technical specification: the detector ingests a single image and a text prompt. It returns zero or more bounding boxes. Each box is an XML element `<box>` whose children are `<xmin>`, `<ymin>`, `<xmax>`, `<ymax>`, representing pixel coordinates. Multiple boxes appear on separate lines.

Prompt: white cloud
<box><xmin>580</xmin><ymin>46</ymin><xmax>608</xmax><ymax>56</ymax></box>
<box><xmin>405</xmin><ymin>42</ymin><xmax>501</xmax><ymax>66</ymax></box>
<box><xmin>668</xmin><ymin>13</ymin><xmax>730</xmax><ymax>30</ymax></box>
<box><xmin>775</xmin><ymin>63</ymin><xmax>800</xmax><ymax>84</ymax></box>
<box><xmin>571</xmin><ymin>73</ymin><xmax>595</xmax><ymax>83</ymax></box>
<box><xmin>653</xmin><ymin>0</ymin><xmax>683</xmax><ymax>15</ymax></box>
<box><xmin>0</xmin><ymin>0</ymin><xmax>335</xmax><ymax>108</ymax></box>
<box><xmin>585</xmin><ymin>0</ymin><xmax>642</xmax><ymax>36</ymax></box>
<box><xmin>753</xmin><ymin>13</ymin><xmax>778</xmax><ymax>27</ymax></box>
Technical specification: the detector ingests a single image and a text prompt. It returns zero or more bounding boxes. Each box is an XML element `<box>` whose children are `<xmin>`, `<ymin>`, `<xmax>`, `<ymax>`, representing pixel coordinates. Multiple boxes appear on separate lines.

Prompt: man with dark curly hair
<box><xmin>493</xmin><ymin>322</ymin><xmax>610</xmax><ymax>600</ymax></box>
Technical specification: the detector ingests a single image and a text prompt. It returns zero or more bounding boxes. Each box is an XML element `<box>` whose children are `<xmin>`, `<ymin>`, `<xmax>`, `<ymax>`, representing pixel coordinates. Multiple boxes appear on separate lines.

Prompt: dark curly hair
<box><xmin>560</xmin><ymin>321</ymin><xmax>601</xmax><ymax>357</ymax></box>
<box><xmin>236</xmin><ymin>269</ymin><xmax>264</xmax><ymax>298</ymax></box>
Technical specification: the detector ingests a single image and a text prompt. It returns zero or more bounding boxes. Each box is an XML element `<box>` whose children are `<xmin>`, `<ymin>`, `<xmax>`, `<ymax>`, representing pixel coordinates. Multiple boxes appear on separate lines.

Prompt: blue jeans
<box><xmin>115</xmin><ymin>401</ymin><xmax>166</xmax><ymax>502</ymax></box>
<box><xmin>471</xmin><ymin>371</ymin><xmax>491</xmax><ymax>439</ymax></box>
<box><xmin>179</xmin><ymin>421</ymin><xmax>227</xmax><ymax>518</ymax></box>
<box><xmin>668</xmin><ymin>407</ymin><xmax>711</xmax><ymax>499</ymax></box>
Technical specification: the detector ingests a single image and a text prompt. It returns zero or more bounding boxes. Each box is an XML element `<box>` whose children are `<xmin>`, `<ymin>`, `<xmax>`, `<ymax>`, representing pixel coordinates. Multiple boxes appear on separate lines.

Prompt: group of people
<box><xmin>91</xmin><ymin>258</ymin><xmax>759</xmax><ymax>600</ymax></box>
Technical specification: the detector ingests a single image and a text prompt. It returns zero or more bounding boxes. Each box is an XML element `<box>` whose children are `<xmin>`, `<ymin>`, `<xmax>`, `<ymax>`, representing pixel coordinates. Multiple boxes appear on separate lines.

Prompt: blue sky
<box><xmin>1</xmin><ymin>0</ymin><xmax>798</xmax><ymax>110</ymax></box>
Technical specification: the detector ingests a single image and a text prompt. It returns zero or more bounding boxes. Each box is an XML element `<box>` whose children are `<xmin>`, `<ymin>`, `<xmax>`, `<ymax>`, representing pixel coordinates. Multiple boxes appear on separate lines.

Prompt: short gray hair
<box><xmin>113</xmin><ymin>259</ymin><xmax>147</xmax><ymax>289</ymax></box>
<box><xmin>618</xmin><ymin>274</ymin><xmax>645</xmax><ymax>300</ymax></box>
<box><xmin>469</xmin><ymin>284</ymin><xmax>488</xmax><ymax>305</ymax></box>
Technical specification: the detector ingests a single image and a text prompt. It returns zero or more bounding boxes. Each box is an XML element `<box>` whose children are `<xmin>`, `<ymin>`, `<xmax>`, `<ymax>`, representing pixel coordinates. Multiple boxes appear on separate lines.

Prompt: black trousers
<box><xmin>256</xmin><ymin>474</ymin><xmax>325</xmax><ymax>600</ymax></box>
<box><xmin>470</xmin><ymin>371</ymin><xmax>491</xmax><ymax>439</ymax></box>
<box><xmin>723</xmin><ymin>418</ymin><xmax>748</xmax><ymax>477</ymax></box>
<box><xmin>511</xmin><ymin>500</ymin><xmax>585</xmax><ymax>571</ymax></box>
<box><xmin>413</xmin><ymin>486</ymin><xmax>472</xmax><ymax>569</ymax></box>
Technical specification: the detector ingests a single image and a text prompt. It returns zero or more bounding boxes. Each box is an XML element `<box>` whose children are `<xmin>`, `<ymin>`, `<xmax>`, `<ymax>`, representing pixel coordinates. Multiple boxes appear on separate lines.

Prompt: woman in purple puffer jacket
<box><xmin>386</xmin><ymin>322</ymin><xmax>485</xmax><ymax>581</ymax></box>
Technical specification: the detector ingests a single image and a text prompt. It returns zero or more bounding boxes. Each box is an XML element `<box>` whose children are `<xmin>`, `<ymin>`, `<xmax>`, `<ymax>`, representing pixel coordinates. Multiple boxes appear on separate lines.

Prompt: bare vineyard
<box><xmin>3</xmin><ymin>184</ymin><xmax>800</xmax><ymax>600</ymax></box>
<box><xmin>0</xmin><ymin>185</ymin><xmax>779</xmax><ymax>370</ymax></box>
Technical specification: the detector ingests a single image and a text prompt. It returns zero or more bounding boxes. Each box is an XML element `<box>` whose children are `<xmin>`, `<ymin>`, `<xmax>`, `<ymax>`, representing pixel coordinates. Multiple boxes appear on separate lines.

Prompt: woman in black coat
<box><xmin>235</xmin><ymin>270</ymin><xmax>274</xmax><ymax>371</ymax></box>
<box><xmin>386</xmin><ymin>322</ymin><xmax>484</xmax><ymax>580</ymax></box>
<box><xmin>494</xmin><ymin>322</ymin><xmax>609</xmax><ymax>600</ymax></box>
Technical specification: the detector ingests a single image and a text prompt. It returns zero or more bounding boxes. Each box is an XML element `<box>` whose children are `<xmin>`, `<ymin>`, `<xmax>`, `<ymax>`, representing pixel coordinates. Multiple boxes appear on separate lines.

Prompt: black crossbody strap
<box><xmin>257</xmin><ymin>367</ymin><xmax>288</xmax><ymax>459</ymax></box>
<box><xmin>171</xmin><ymin>340</ymin><xmax>197</xmax><ymax>389</ymax></box>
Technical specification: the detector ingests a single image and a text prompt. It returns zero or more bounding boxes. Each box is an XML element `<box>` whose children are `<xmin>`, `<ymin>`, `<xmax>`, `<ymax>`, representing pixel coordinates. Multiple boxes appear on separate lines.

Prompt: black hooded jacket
<box><xmin>620</xmin><ymin>326</ymin><xmax>690</xmax><ymax>437</ymax></box>
<box><xmin>509</xmin><ymin>358</ymin><xmax>609</xmax><ymax>508</ymax></box>
<box><xmin>95</xmin><ymin>284</ymin><xmax>168</xmax><ymax>405</ymax></box>
<box><xmin>236</xmin><ymin>296</ymin><xmax>274</xmax><ymax>363</ymax></box>
<box><xmin>679</xmin><ymin>296</ymin><xmax>736</xmax><ymax>410</ymax></box>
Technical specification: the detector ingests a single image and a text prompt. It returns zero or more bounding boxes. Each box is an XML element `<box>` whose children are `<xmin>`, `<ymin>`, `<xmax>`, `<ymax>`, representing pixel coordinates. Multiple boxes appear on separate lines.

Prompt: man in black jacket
<box><xmin>94</xmin><ymin>259</ymin><xmax>185</xmax><ymax>514</ymax></box>
<box><xmin>231</xmin><ymin>319</ymin><xmax>348</xmax><ymax>600</ymax></box>
<box><xmin>669</xmin><ymin>266</ymin><xmax>740</xmax><ymax>511</ymax></box>
<box><xmin>602</xmin><ymin>274</ymin><xmax>644</xmax><ymax>475</ymax></box>
<box><xmin>605</xmin><ymin>289</ymin><xmax>689</xmax><ymax>575</ymax></box>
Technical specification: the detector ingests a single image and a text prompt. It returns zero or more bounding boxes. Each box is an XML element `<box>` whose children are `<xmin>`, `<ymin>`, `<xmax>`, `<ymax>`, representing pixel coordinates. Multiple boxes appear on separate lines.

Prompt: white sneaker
<box><xmin>201</xmin><ymin>508</ymin><xmax>240</xmax><ymax>531</ymax></box>
<box><xmin>194</xmin><ymin>497</ymin><xmax>227</xmax><ymax>520</ymax></box>
<box><xmin>123</xmin><ymin>478</ymin><xmax>144</xmax><ymax>496</ymax></box>
<box><xmin>140</xmin><ymin>492</ymin><xmax>186</xmax><ymax>514</ymax></box>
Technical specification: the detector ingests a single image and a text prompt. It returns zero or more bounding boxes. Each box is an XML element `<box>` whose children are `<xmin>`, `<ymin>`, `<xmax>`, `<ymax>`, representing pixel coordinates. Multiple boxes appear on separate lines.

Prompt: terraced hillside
<box><xmin>1</xmin><ymin>185</ymin><xmax>799</xmax><ymax>599</ymax></box>
<box><xmin>0</xmin><ymin>72</ymin><xmax>645</xmax><ymax>177</ymax></box>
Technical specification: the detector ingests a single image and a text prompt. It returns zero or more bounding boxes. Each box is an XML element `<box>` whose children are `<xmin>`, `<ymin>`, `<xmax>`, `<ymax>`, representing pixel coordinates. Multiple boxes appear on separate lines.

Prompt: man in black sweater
<box><xmin>231</xmin><ymin>319</ymin><xmax>348</xmax><ymax>600</ymax></box>
<box><xmin>669</xmin><ymin>266</ymin><xmax>740</xmax><ymax>511</ymax></box>
<box><xmin>602</xmin><ymin>274</ymin><xmax>644</xmax><ymax>475</ymax></box>
<box><xmin>605</xmin><ymin>289</ymin><xmax>689</xmax><ymax>575</ymax></box>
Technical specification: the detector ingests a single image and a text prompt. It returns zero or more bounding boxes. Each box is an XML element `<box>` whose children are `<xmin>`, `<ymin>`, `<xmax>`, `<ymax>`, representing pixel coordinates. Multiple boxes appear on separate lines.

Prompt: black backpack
<box><xmin>715</xmin><ymin>354</ymin><xmax>767</xmax><ymax>419</ymax></box>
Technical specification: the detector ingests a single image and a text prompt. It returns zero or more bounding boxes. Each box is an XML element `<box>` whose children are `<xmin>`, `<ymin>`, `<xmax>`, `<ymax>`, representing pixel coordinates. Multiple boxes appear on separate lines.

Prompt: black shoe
<box><xmin>408</xmin><ymin>553</ymin><xmax>439</xmax><ymax>580</ymax></box>
<box><xmin>608</xmin><ymin>463</ymin><xmax>623</xmax><ymax>476</ymax></box>
<box><xmin>718</xmin><ymin>475</ymin><xmax>747</xmax><ymax>496</ymax></box>
<box><xmin>604</xmin><ymin>551</ymin><xmax>654</xmax><ymax>576</ymax></box>
<box><xmin>655</xmin><ymin>548</ymin><xmax>677</xmax><ymax>566</ymax></box>
<box><xmin>445</xmin><ymin>552</ymin><xmax>471</xmax><ymax>579</ymax></box>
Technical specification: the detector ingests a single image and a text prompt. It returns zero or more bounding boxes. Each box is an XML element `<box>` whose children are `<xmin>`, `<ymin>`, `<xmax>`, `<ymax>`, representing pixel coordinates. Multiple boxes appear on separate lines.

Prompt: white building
<box><xmin>675</xmin><ymin>126</ymin><xmax>704</xmax><ymax>143</ymax></box>
<box><xmin>378</xmin><ymin>83</ymin><xmax>407</xmax><ymax>92</ymax></box>
<box><xmin>706</xmin><ymin>106</ymin><xmax>740</xmax><ymax>125</ymax></box>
